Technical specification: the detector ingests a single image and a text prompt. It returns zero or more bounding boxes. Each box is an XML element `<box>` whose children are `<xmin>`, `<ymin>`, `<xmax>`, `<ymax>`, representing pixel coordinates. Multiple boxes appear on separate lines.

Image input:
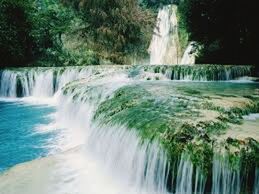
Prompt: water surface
<box><xmin>0</xmin><ymin>100</ymin><xmax>56</xmax><ymax>171</ymax></box>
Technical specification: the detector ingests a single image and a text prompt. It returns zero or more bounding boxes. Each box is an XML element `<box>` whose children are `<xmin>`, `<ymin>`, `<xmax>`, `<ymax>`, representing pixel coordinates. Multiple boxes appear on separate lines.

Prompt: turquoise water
<box><xmin>0</xmin><ymin>100</ymin><xmax>57</xmax><ymax>171</ymax></box>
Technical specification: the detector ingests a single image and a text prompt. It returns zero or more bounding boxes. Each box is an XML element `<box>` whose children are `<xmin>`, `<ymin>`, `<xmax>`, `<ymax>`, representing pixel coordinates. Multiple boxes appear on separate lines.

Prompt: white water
<box><xmin>175</xmin><ymin>154</ymin><xmax>206</xmax><ymax>194</ymax></box>
<box><xmin>180</xmin><ymin>42</ymin><xmax>197</xmax><ymax>65</ymax></box>
<box><xmin>0</xmin><ymin>66</ymin><xmax>123</xmax><ymax>98</ymax></box>
<box><xmin>148</xmin><ymin>5</ymin><xmax>197</xmax><ymax>65</ymax></box>
<box><xmin>149</xmin><ymin>5</ymin><xmax>180</xmax><ymax>65</ymax></box>
<box><xmin>243</xmin><ymin>113</ymin><xmax>259</xmax><ymax>121</ymax></box>
<box><xmin>0</xmin><ymin>70</ymin><xmax>18</xmax><ymax>97</ymax></box>
<box><xmin>0</xmin><ymin>67</ymin><xmax>258</xmax><ymax>194</ymax></box>
<box><xmin>0</xmin><ymin>67</ymin><xmax>171</xmax><ymax>194</ymax></box>
<box><xmin>211</xmin><ymin>154</ymin><xmax>240</xmax><ymax>194</ymax></box>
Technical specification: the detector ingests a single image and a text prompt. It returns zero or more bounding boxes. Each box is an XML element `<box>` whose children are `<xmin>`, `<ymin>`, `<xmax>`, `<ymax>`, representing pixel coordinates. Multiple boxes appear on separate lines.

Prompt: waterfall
<box><xmin>211</xmin><ymin>154</ymin><xmax>240</xmax><ymax>194</ymax></box>
<box><xmin>0</xmin><ymin>66</ymin><xmax>258</xmax><ymax>194</ymax></box>
<box><xmin>0</xmin><ymin>64</ymin><xmax>250</xmax><ymax>97</ymax></box>
<box><xmin>0</xmin><ymin>66</ymin><xmax>123</xmax><ymax>98</ymax></box>
<box><xmin>52</xmin><ymin>72</ymin><xmax>171</xmax><ymax>194</ymax></box>
<box><xmin>87</xmin><ymin>124</ymin><xmax>170</xmax><ymax>194</ymax></box>
<box><xmin>0</xmin><ymin>67</ymin><xmax>96</xmax><ymax>98</ymax></box>
<box><xmin>180</xmin><ymin>42</ymin><xmax>198</xmax><ymax>65</ymax></box>
<box><xmin>175</xmin><ymin>154</ymin><xmax>194</xmax><ymax>194</ymax></box>
<box><xmin>0</xmin><ymin>65</ymin><xmax>255</xmax><ymax>99</ymax></box>
<box><xmin>149</xmin><ymin>5</ymin><xmax>180</xmax><ymax>65</ymax></box>
<box><xmin>135</xmin><ymin>65</ymin><xmax>254</xmax><ymax>81</ymax></box>
<box><xmin>0</xmin><ymin>70</ymin><xmax>18</xmax><ymax>97</ymax></box>
<box><xmin>174</xmin><ymin>154</ymin><xmax>206</xmax><ymax>194</ymax></box>
<box><xmin>148</xmin><ymin>5</ymin><xmax>197</xmax><ymax>65</ymax></box>
<box><xmin>0</xmin><ymin>67</ymin><xmax>172</xmax><ymax>193</ymax></box>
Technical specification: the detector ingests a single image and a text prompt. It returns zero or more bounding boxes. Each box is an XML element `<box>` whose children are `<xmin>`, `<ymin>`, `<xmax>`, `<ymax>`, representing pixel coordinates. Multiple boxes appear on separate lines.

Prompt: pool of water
<box><xmin>0</xmin><ymin>100</ymin><xmax>57</xmax><ymax>171</ymax></box>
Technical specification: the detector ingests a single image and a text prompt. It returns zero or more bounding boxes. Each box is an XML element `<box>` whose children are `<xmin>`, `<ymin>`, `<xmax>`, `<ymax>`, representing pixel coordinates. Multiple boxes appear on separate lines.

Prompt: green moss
<box><xmin>85</xmin><ymin>81</ymin><xmax>259</xmax><ymax>182</ymax></box>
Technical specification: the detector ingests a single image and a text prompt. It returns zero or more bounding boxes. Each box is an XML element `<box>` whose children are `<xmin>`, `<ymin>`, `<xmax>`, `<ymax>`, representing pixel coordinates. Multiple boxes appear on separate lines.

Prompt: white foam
<box><xmin>243</xmin><ymin>113</ymin><xmax>259</xmax><ymax>121</ymax></box>
<box><xmin>149</xmin><ymin>5</ymin><xmax>179</xmax><ymax>65</ymax></box>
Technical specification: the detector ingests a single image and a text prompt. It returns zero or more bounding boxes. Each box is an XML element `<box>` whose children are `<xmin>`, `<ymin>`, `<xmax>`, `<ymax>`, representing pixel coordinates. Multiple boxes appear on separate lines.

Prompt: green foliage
<box><xmin>178</xmin><ymin>0</ymin><xmax>259</xmax><ymax>65</ymax></box>
<box><xmin>65</xmin><ymin>0</ymin><xmax>155</xmax><ymax>64</ymax></box>
<box><xmin>0</xmin><ymin>0</ymin><xmax>99</xmax><ymax>67</ymax></box>
<box><xmin>0</xmin><ymin>0</ymin><xmax>157</xmax><ymax>66</ymax></box>
<box><xmin>33</xmin><ymin>47</ymin><xmax>99</xmax><ymax>66</ymax></box>
<box><xmin>30</xmin><ymin>1</ymin><xmax>74</xmax><ymax>53</ymax></box>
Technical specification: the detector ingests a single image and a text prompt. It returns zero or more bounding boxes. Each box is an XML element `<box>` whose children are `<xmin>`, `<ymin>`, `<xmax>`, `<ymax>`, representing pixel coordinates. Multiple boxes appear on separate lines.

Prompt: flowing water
<box><xmin>149</xmin><ymin>5</ymin><xmax>197</xmax><ymax>65</ymax></box>
<box><xmin>149</xmin><ymin>5</ymin><xmax>180</xmax><ymax>65</ymax></box>
<box><xmin>180</xmin><ymin>42</ymin><xmax>198</xmax><ymax>65</ymax></box>
<box><xmin>0</xmin><ymin>66</ymin><xmax>258</xmax><ymax>194</ymax></box>
<box><xmin>0</xmin><ymin>101</ymin><xmax>57</xmax><ymax>171</ymax></box>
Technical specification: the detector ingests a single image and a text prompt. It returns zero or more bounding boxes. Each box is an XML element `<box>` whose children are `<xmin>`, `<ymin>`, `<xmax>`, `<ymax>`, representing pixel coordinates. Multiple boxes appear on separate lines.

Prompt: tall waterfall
<box><xmin>149</xmin><ymin>5</ymin><xmax>199</xmax><ymax>65</ymax></box>
<box><xmin>149</xmin><ymin>5</ymin><xmax>180</xmax><ymax>65</ymax></box>
<box><xmin>0</xmin><ymin>67</ymin><xmax>258</xmax><ymax>194</ymax></box>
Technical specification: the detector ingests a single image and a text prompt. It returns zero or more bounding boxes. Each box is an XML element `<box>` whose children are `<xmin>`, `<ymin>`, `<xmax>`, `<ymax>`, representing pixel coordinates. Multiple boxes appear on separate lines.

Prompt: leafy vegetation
<box><xmin>1</xmin><ymin>0</ymin><xmax>258</xmax><ymax>67</ymax></box>
<box><xmin>0</xmin><ymin>0</ymin><xmax>157</xmax><ymax>67</ymax></box>
<box><xmin>63</xmin><ymin>0</ymin><xmax>155</xmax><ymax>64</ymax></box>
<box><xmin>0</xmin><ymin>0</ymin><xmax>79</xmax><ymax>67</ymax></box>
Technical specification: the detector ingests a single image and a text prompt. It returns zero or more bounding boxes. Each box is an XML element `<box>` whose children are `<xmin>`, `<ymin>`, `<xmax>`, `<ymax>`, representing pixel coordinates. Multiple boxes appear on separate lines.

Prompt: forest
<box><xmin>0</xmin><ymin>0</ymin><xmax>258</xmax><ymax>67</ymax></box>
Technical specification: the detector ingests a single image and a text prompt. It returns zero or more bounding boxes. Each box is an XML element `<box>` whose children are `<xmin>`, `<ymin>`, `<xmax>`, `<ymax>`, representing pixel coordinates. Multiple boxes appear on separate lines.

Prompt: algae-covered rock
<box><xmin>93</xmin><ymin>81</ymin><xmax>259</xmax><ymax>191</ymax></box>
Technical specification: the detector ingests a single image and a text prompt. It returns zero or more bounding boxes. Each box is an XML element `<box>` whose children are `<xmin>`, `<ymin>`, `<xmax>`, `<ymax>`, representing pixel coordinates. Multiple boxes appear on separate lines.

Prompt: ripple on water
<box><xmin>0</xmin><ymin>100</ymin><xmax>57</xmax><ymax>171</ymax></box>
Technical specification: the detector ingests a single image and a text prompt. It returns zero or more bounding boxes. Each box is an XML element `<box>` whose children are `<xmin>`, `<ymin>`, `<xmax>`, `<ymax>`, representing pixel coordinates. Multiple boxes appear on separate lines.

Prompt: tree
<box><xmin>65</xmin><ymin>0</ymin><xmax>155</xmax><ymax>64</ymax></box>
<box><xmin>0</xmin><ymin>0</ymin><xmax>75</xmax><ymax>67</ymax></box>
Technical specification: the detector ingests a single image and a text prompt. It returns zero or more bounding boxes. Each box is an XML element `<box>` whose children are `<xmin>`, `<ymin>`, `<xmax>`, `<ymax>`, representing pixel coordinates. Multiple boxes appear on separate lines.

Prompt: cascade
<box><xmin>180</xmin><ymin>42</ymin><xmax>198</xmax><ymax>65</ymax></box>
<box><xmin>51</xmin><ymin>72</ymin><xmax>171</xmax><ymax>194</ymax></box>
<box><xmin>211</xmin><ymin>154</ymin><xmax>240</xmax><ymax>194</ymax></box>
<box><xmin>175</xmin><ymin>154</ymin><xmax>206</xmax><ymax>194</ymax></box>
<box><xmin>0</xmin><ymin>67</ymin><xmax>258</xmax><ymax>194</ymax></box>
<box><xmin>148</xmin><ymin>5</ymin><xmax>197</xmax><ymax>65</ymax></box>
<box><xmin>0</xmin><ymin>65</ymin><xmax>255</xmax><ymax>98</ymax></box>
<box><xmin>0</xmin><ymin>70</ymin><xmax>18</xmax><ymax>98</ymax></box>
<box><xmin>0</xmin><ymin>66</ymin><xmax>122</xmax><ymax>98</ymax></box>
<box><xmin>135</xmin><ymin>65</ymin><xmax>254</xmax><ymax>81</ymax></box>
<box><xmin>149</xmin><ymin>5</ymin><xmax>180</xmax><ymax>65</ymax></box>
